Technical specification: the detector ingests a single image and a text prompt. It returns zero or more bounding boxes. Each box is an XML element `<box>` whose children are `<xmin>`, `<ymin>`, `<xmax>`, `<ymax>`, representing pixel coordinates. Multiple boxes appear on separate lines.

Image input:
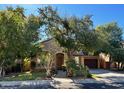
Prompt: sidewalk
<box><xmin>0</xmin><ymin>80</ymin><xmax>54</xmax><ymax>89</ymax></box>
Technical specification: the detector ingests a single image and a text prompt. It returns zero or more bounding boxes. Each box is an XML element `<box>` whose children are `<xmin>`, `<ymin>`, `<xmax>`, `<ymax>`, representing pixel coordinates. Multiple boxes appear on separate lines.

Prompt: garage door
<box><xmin>84</xmin><ymin>59</ymin><xmax>98</xmax><ymax>68</ymax></box>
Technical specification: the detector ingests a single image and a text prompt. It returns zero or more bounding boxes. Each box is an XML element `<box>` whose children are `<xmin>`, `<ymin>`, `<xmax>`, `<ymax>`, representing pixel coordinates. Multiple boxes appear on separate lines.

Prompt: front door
<box><xmin>56</xmin><ymin>53</ymin><xmax>64</xmax><ymax>70</ymax></box>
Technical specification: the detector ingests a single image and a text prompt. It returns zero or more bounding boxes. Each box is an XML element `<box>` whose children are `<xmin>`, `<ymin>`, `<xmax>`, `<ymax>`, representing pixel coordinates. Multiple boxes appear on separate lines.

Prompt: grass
<box><xmin>0</xmin><ymin>71</ymin><xmax>46</xmax><ymax>81</ymax></box>
<box><xmin>91</xmin><ymin>74</ymin><xmax>98</xmax><ymax>78</ymax></box>
<box><xmin>91</xmin><ymin>74</ymin><xmax>102</xmax><ymax>79</ymax></box>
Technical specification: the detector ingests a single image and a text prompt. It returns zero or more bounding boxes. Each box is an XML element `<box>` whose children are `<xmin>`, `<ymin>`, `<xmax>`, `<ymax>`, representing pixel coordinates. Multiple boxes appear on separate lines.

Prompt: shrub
<box><xmin>66</xmin><ymin>59</ymin><xmax>79</xmax><ymax>77</ymax></box>
<box><xmin>66</xmin><ymin>58</ymin><xmax>91</xmax><ymax>78</ymax></box>
<box><xmin>23</xmin><ymin>58</ymin><xmax>31</xmax><ymax>71</ymax></box>
<box><xmin>80</xmin><ymin>65</ymin><xmax>91</xmax><ymax>78</ymax></box>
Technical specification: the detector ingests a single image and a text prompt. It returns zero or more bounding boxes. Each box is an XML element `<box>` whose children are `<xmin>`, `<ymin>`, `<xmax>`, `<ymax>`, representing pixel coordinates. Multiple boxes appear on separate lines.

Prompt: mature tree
<box><xmin>111</xmin><ymin>48</ymin><xmax>124</xmax><ymax>70</ymax></box>
<box><xmin>39</xmin><ymin>6</ymin><xmax>100</xmax><ymax>59</ymax></box>
<box><xmin>0</xmin><ymin>7</ymin><xmax>26</xmax><ymax>67</ymax></box>
<box><xmin>95</xmin><ymin>22</ymin><xmax>124</xmax><ymax>70</ymax></box>
<box><xmin>23</xmin><ymin>14</ymin><xmax>41</xmax><ymax>57</ymax></box>
<box><xmin>38</xmin><ymin>6</ymin><xmax>61</xmax><ymax>38</ymax></box>
<box><xmin>0</xmin><ymin>6</ymin><xmax>41</xmax><ymax>76</ymax></box>
<box><xmin>39</xmin><ymin>6</ymin><xmax>76</xmax><ymax>59</ymax></box>
<box><xmin>95</xmin><ymin>22</ymin><xmax>123</xmax><ymax>53</ymax></box>
<box><xmin>75</xmin><ymin>15</ymin><xmax>100</xmax><ymax>54</ymax></box>
<box><xmin>55</xmin><ymin>17</ymin><xmax>79</xmax><ymax>58</ymax></box>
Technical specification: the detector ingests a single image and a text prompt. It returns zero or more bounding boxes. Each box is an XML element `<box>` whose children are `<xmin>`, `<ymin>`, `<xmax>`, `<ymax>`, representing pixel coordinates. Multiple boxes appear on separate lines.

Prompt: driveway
<box><xmin>71</xmin><ymin>69</ymin><xmax>124</xmax><ymax>89</ymax></box>
<box><xmin>89</xmin><ymin>69</ymin><xmax>124</xmax><ymax>83</ymax></box>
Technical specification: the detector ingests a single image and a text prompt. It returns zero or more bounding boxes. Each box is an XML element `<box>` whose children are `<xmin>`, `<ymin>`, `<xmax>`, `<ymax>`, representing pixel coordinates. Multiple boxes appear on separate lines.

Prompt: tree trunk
<box><xmin>120</xmin><ymin>62</ymin><xmax>124</xmax><ymax>70</ymax></box>
<box><xmin>2</xmin><ymin>68</ymin><xmax>5</xmax><ymax>77</ymax></box>
<box><xmin>0</xmin><ymin>67</ymin><xmax>5</xmax><ymax>77</ymax></box>
<box><xmin>117</xmin><ymin>62</ymin><xmax>120</xmax><ymax>70</ymax></box>
<box><xmin>46</xmin><ymin>54</ymin><xmax>56</xmax><ymax>78</ymax></box>
<box><xmin>20</xmin><ymin>63</ymin><xmax>23</xmax><ymax>73</ymax></box>
<box><xmin>117</xmin><ymin>62</ymin><xmax>119</xmax><ymax>70</ymax></box>
<box><xmin>66</xmin><ymin>49</ymin><xmax>74</xmax><ymax>77</ymax></box>
<box><xmin>18</xmin><ymin>58</ymin><xmax>23</xmax><ymax>73</ymax></box>
<box><xmin>0</xmin><ymin>67</ymin><xmax>2</xmax><ymax>77</ymax></box>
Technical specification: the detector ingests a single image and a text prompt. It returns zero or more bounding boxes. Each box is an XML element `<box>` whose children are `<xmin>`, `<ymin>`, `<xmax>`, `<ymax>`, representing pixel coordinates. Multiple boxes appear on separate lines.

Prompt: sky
<box><xmin>0</xmin><ymin>4</ymin><xmax>124</xmax><ymax>35</ymax></box>
<box><xmin>0</xmin><ymin>3</ymin><xmax>123</xmax><ymax>87</ymax></box>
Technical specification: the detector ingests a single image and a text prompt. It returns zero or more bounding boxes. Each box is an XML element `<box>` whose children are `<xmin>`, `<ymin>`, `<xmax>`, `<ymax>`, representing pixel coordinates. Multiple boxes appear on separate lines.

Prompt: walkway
<box><xmin>52</xmin><ymin>70</ymin><xmax>80</xmax><ymax>89</ymax></box>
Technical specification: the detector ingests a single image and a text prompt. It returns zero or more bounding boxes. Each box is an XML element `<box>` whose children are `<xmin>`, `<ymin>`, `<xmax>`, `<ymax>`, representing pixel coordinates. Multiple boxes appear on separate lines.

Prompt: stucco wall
<box><xmin>41</xmin><ymin>38</ymin><xmax>68</xmax><ymax>66</ymax></box>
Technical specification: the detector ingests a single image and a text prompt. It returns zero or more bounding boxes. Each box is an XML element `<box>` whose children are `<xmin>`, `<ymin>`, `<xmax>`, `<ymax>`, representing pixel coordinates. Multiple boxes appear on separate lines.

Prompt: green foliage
<box><xmin>80</xmin><ymin>65</ymin><xmax>91</xmax><ymax>78</ymax></box>
<box><xmin>76</xmin><ymin>30</ymin><xmax>99</xmax><ymax>52</ymax></box>
<box><xmin>39</xmin><ymin>6</ymin><xmax>101</xmax><ymax>56</ymax></box>
<box><xmin>38</xmin><ymin>6</ymin><xmax>61</xmax><ymax>37</ymax></box>
<box><xmin>0</xmin><ymin>7</ymin><xmax>26</xmax><ymax>65</ymax></box>
<box><xmin>1</xmin><ymin>5</ymin><xmax>124</xmax><ymax>75</ymax></box>
<box><xmin>66</xmin><ymin>59</ymin><xmax>91</xmax><ymax>77</ymax></box>
<box><xmin>95</xmin><ymin>22</ymin><xmax>124</xmax><ymax>70</ymax></box>
<box><xmin>23</xmin><ymin>57</ymin><xmax>31</xmax><ymax>71</ymax></box>
<box><xmin>95</xmin><ymin>22</ymin><xmax>123</xmax><ymax>53</ymax></box>
<box><xmin>39</xmin><ymin>6</ymin><xmax>76</xmax><ymax>51</ymax></box>
<box><xmin>39</xmin><ymin>5</ymin><xmax>124</xmax><ymax>72</ymax></box>
<box><xmin>0</xmin><ymin>6</ymin><xmax>41</xmax><ymax>67</ymax></box>
<box><xmin>40</xmin><ymin>52</ymin><xmax>49</xmax><ymax>66</ymax></box>
<box><xmin>66</xmin><ymin>59</ymin><xmax>79</xmax><ymax>76</ymax></box>
<box><xmin>111</xmin><ymin>48</ymin><xmax>124</xmax><ymax>63</ymax></box>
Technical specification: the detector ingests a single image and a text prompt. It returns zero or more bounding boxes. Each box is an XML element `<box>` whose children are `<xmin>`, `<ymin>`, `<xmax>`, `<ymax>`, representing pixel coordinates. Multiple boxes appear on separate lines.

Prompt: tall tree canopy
<box><xmin>95</xmin><ymin>22</ymin><xmax>123</xmax><ymax>50</ymax></box>
<box><xmin>0</xmin><ymin>7</ymin><xmax>41</xmax><ymax>67</ymax></box>
<box><xmin>39</xmin><ymin>6</ymin><xmax>100</xmax><ymax>58</ymax></box>
<box><xmin>95</xmin><ymin>22</ymin><xmax>123</xmax><ymax>54</ymax></box>
<box><xmin>95</xmin><ymin>22</ymin><xmax>124</xmax><ymax>70</ymax></box>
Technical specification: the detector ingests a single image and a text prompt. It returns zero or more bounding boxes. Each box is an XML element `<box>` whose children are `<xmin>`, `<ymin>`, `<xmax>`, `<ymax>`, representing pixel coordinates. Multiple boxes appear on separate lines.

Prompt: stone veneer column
<box><xmin>80</xmin><ymin>56</ymin><xmax>84</xmax><ymax>65</ymax></box>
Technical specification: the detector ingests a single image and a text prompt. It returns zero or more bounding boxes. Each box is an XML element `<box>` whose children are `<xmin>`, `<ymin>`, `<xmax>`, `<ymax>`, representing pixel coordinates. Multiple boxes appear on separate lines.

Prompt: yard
<box><xmin>0</xmin><ymin>72</ymin><xmax>46</xmax><ymax>81</ymax></box>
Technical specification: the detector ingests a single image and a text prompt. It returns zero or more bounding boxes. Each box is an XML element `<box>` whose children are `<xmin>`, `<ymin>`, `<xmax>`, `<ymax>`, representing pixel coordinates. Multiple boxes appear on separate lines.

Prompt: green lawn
<box><xmin>0</xmin><ymin>72</ymin><xmax>46</xmax><ymax>81</ymax></box>
<box><xmin>91</xmin><ymin>74</ymin><xmax>102</xmax><ymax>79</ymax></box>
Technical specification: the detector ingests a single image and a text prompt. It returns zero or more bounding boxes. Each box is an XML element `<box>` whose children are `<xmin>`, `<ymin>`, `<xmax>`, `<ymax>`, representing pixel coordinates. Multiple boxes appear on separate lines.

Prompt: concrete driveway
<box><xmin>71</xmin><ymin>69</ymin><xmax>124</xmax><ymax>89</ymax></box>
<box><xmin>89</xmin><ymin>69</ymin><xmax>124</xmax><ymax>83</ymax></box>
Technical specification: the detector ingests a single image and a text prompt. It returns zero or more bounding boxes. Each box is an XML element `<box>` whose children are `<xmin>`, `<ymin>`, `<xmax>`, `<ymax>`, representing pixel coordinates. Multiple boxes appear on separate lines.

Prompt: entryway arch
<box><xmin>56</xmin><ymin>53</ymin><xmax>64</xmax><ymax>70</ymax></box>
